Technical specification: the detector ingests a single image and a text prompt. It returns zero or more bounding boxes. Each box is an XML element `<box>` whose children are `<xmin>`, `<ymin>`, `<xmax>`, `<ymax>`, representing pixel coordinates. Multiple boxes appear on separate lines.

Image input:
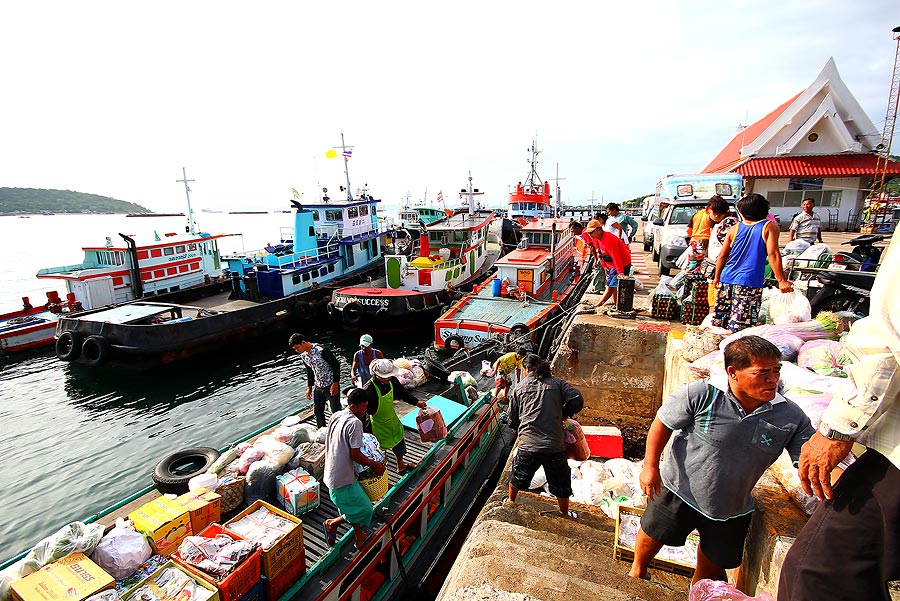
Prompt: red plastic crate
<box><xmin>582</xmin><ymin>426</ymin><xmax>623</xmax><ymax>459</ymax></box>
<box><xmin>173</xmin><ymin>523</ymin><xmax>262</xmax><ymax>601</ymax></box>
<box><xmin>264</xmin><ymin>554</ymin><xmax>306</xmax><ymax>601</ymax></box>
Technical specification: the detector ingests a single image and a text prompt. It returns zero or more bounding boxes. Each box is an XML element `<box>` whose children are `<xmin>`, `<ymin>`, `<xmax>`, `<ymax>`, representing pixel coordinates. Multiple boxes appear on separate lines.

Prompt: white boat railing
<box><xmin>316</xmin><ymin>221</ymin><xmax>389</xmax><ymax>240</ymax></box>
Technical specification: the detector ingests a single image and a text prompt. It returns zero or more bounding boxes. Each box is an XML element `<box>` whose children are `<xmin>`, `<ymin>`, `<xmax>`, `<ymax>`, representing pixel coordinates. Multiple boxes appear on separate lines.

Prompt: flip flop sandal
<box><xmin>398</xmin><ymin>463</ymin><xmax>419</xmax><ymax>476</ymax></box>
<box><xmin>540</xmin><ymin>509</ymin><xmax>579</xmax><ymax>519</ymax></box>
<box><xmin>354</xmin><ymin>528</ymin><xmax>375</xmax><ymax>550</ymax></box>
<box><xmin>321</xmin><ymin>521</ymin><xmax>337</xmax><ymax>546</ymax></box>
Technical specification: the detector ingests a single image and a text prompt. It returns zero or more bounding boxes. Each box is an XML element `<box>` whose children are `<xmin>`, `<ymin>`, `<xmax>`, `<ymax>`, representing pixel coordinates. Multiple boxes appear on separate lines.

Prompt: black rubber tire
<box><xmin>294</xmin><ymin>300</ymin><xmax>311</xmax><ymax>320</ymax></box>
<box><xmin>509</xmin><ymin>323</ymin><xmax>529</xmax><ymax>339</ymax></box>
<box><xmin>152</xmin><ymin>447</ymin><xmax>221</xmax><ymax>494</ymax></box>
<box><xmin>444</xmin><ymin>335</ymin><xmax>465</xmax><ymax>352</ymax></box>
<box><xmin>809</xmin><ymin>291</ymin><xmax>869</xmax><ymax>316</ymax></box>
<box><xmin>81</xmin><ymin>335</ymin><xmax>109</xmax><ymax>368</ymax></box>
<box><xmin>652</xmin><ymin>245</ymin><xmax>660</xmax><ymax>263</ymax></box>
<box><xmin>658</xmin><ymin>254</ymin><xmax>671</xmax><ymax>277</ymax></box>
<box><xmin>343</xmin><ymin>302</ymin><xmax>363</xmax><ymax>325</ymax></box>
<box><xmin>55</xmin><ymin>331</ymin><xmax>82</xmax><ymax>361</ymax></box>
<box><xmin>643</xmin><ymin>236</ymin><xmax>652</xmax><ymax>252</ymax></box>
<box><xmin>326</xmin><ymin>301</ymin><xmax>336</xmax><ymax>316</ymax></box>
<box><xmin>424</xmin><ymin>353</ymin><xmax>451</xmax><ymax>381</ymax></box>
<box><xmin>375</xmin><ymin>308</ymin><xmax>389</xmax><ymax>321</ymax></box>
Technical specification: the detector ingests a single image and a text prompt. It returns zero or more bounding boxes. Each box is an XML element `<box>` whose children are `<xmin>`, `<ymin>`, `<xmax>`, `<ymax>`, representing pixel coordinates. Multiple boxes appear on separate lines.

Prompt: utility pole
<box><xmin>549</xmin><ymin>162</ymin><xmax>566</xmax><ymax>215</ymax></box>
<box><xmin>176</xmin><ymin>167</ymin><xmax>196</xmax><ymax>235</ymax></box>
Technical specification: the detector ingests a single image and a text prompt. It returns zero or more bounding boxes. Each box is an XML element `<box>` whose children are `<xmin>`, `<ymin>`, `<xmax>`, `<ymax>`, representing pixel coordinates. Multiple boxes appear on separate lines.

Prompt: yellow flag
<box><xmin>291</xmin><ymin>187</ymin><xmax>301</xmax><ymax>200</ymax></box>
<box><xmin>325</xmin><ymin>149</ymin><xmax>338</xmax><ymax>159</ymax></box>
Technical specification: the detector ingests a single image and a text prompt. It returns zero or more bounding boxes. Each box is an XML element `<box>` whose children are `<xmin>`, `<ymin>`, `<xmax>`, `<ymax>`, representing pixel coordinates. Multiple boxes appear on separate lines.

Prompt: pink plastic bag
<box><xmin>689</xmin><ymin>580</ymin><xmax>774</xmax><ymax>601</ymax></box>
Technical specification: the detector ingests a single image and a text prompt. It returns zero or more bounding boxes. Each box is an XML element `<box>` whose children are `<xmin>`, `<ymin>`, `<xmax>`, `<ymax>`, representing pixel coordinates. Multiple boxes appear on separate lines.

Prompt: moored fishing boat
<box><xmin>0</xmin><ymin>342</ymin><xmax>513</xmax><ymax>601</ymax></box>
<box><xmin>433</xmin><ymin>217</ymin><xmax>593</xmax><ymax>357</ymax></box>
<box><xmin>0</xmin><ymin>295</ymin><xmax>64</xmax><ymax>353</ymax></box>
<box><xmin>508</xmin><ymin>141</ymin><xmax>555</xmax><ymax>224</ymax></box>
<box><xmin>328</xmin><ymin>176</ymin><xmax>503</xmax><ymax>329</ymax></box>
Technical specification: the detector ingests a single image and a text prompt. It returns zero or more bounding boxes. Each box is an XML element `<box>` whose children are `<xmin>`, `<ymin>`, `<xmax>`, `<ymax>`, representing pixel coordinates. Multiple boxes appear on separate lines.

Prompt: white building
<box><xmin>703</xmin><ymin>58</ymin><xmax>900</xmax><ymax>230</ymax></box>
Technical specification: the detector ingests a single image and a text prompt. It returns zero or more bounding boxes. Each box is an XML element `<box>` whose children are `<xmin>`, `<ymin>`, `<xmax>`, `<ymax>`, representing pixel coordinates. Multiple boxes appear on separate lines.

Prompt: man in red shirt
<box><xmin>585</xmin><ymin>214</ymin><xmax>632</xmax><ymax>308</ymax></box>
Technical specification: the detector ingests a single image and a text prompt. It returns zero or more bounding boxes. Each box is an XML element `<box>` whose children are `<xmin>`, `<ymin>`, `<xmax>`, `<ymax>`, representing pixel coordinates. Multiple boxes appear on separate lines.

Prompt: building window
<box><xmin>767</xmin><ymin>189</ymin><xmax>842</xmax><ymax>208</ymax></box>
<box><xmin>788</xmin><ymin>178</ymin><xmax>823</xmax><ymax>191</ymax></box>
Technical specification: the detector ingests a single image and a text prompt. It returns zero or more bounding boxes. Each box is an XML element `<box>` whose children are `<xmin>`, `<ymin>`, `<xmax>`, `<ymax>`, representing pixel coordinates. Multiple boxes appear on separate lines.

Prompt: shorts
<box><xmin>389</xmin><ymin>438</ymin><xmax>407</xmax><ymax>458</ymax></box>
<box><xmin>640</xmin><ymin>487</ymin><xmax>752</xmax><ymax>569</ymax></box>
<box><xmin>510</xmin><ymin>448</ymin><xmax>572</xmax><ymax>498</ymax></box>
<box><xmin>495</xmin><ymin>373</ymin><xmax>511</xmax><ymax>390</ymax></box>
<box><xmin>712</xmin><ymin>283</ymin><xmax>763</xmax><ymax>333</ymax></box>
<box><xmin>605</xmin><ymin>264</ymin><xmax>633</xmax><ymax>288</ymax></box>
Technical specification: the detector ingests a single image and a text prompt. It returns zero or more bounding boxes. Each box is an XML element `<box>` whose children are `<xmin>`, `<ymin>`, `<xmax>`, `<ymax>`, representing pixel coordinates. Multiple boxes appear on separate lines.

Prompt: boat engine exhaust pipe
<box><xmin>119</xmin><ymin>233</ymin><xmax>144</xmax><ymax>298</ymax></box>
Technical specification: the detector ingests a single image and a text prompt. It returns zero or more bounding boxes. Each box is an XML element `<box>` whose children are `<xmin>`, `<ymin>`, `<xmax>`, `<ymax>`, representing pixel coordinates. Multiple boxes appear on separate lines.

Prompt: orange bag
<box><xmin>563</xmin><ymin>418</ymin><xmax>590</xmax><ymax>461</ymax></box>
<box><xmin>416</xmin><ymin>407</ymin><xmax>447</xmax><ymax>443</ymax></box>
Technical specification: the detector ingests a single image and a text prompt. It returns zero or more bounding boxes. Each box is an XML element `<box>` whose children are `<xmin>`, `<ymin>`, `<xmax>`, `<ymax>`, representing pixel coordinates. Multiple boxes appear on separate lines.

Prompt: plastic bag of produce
<box><xmin>394</xmin><ymin>357</ymin><xmax>412</xmax><ymax>370</ymax></box>
<box><xmin>563</xmin><ymin>419</ymin><xmax>590</xmax><ymax>461</ymax></box>
<box><xmin>396</xmin><ymin>367</ymin><xmax>415</xmax><ymax>388</ymax></box>
<box><xmin>233</xmin><ymin>447</ymin><xmax>266</xmax><ymax>474</ymax></box>
<box><xmin>25</xmin><ymin>522</ymin><xmax>106</xmax><ymax>571</ymax></box>
<box><xmin>206</xmin><ymin>447</ymin><xmax>240</xmax><ymax>475</ymax></box>
<box><xmin>529</xmin><ymin>466</ymin><xmax>548</xmax><ymax>490</ymax></box>
<box><xmin>447</xmin><ymin>370</ymin><xmax>476</xmax><ymax>387</ymax></box>
<box><xmin>681</xmin><ymin>325</ymin><xmax>729</xmax><ymax>362</ymax></box>
<box><xmin>416</xmin><ymin>406</ymin><xmax>448</xmax><ymax>443</ymax></box>
<box><xmin>245</xmin><ymin>458</ymin><xmax>281</xmax><ymax>505</ymax></box>
<box><xmin>798</xmin><ymin>340</ymin><xmax>851</xmax><ymax>377</ymax></box>
<box><xmin>253</xmin><ymin>436</ymin><xmax>294</xmax><ymax>468</ymax></box>
<box><xmin>688</xmin><ymin>350</ymin><xmax>724</xmax><ymax>379</ymax></box>
<box><xmin>411</xmin><ymin>364</ymin><xmax>427</xmax><ymax>387</ymax></box>
<box><xmin>603</xmin><ymin>458</ymin><xmax>641</xmax><ymax>482</ymax></box>
<box><xmin>90</xmin><ymin>518</ymin><xmax>153</xmax><ymax>580</ymax></box>
<box><xmin>768</xmin><ymin>290</ymin><xmax>812</xmax><ymax>324</ymax></box>
<box><xmin>0</xmin><ymin>558</ymin><xmax>35</xmax><ymax>601</ymax></box>
<box><xmin>689</xmin><ymin>579</ymin><xmax>774</xmax><ymax>601</ymax></box>
<box><xmin>767</xmin><ymin>333</ymin><xmax>805</xmax><ymax>362</ymax></box>
<box><xmin>236</xmin><ymin>442</ymin><xmax>253</xmax><ymax>455</ymax></box>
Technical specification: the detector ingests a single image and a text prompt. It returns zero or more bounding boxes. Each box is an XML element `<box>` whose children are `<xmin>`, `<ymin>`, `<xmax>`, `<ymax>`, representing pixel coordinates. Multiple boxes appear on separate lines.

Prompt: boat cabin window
<box><xmin>188</xmin><ymin>243</ymin><xmax>197</xmax><ymax>251</ymax></box>
<box><xmin>319</xmin><ymin>267</ymin><xmax>328</xmax><ymax>277</ymax></box>
<box><xmin>325</xmin><ymin>209</ymin><xmax>343</xmax><ymax>221</ymax></box>
<box><xmin>348</xmin><ymin>207</ymin><xmax>359</xmax><ymax>219</ymax></box>
<box><xmin>175</xmin><ymin>245</ymin><xmax>186</xmax><ymax>253</ymax></box>
<box><xmin>301</xmin><ymin>272</ymin><xmax>311</xmax><ymax>282</ymax></box>
<box><xmin>359</xmin><ymin>205</ymin><xmax>369</xmax><ymax>216</ymax></box>
<box><xmin>311</xmin><ymin>210</ymin><xmax>320</xmax><ymax>221</ymax></box>
<box><xmin>163</xmin><ymin>247</ymin><xmax>175</xmax><ymax>256</ymax></box>
<box><xmin>96</xmin><ymin>250</ymin><xmax>125</xmax><ymax>266</ymax></box>
<box><xmin>371</xmin><ymin>205</ymin><xmax>377</xmax><ymax>215</ymax></box>
<box><xmin>328</xmin><ymin>263</ymin><xmax>335</xmax><ymax>273</ymax></box>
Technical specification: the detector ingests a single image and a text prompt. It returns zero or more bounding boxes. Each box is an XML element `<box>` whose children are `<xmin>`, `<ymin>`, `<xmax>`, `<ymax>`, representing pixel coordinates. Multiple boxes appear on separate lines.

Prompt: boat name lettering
<box><xmin>334</xmin><ymin>294</ymin><xmax>389</xmax><ymax>308</ymax></box>
<box><xmin>167</xmin><ymin>253</ymin><xmax>190</xmax><ymax>263</ymax></box>
<box><xmin>439</xmin><ymin>329</ymin><xmax>488</xmax><ymax>344</ymax></box>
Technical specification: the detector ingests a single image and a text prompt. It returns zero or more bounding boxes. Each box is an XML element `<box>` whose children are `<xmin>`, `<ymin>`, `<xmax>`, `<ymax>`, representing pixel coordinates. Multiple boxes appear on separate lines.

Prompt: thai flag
<box><xmin>437</xmin><ymin>191</ymin><xmax>444</xmax><ymax>202</ymax></box>
<box><xmin>342</xmin><ymin>148</ymin><xmax>353</xmax><ymax>158</ymax></box>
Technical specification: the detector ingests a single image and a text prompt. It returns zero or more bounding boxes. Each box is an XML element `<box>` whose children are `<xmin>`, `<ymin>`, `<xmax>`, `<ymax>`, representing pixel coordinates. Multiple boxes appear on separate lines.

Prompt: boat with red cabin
<box><xmin>433</xmin><ymin>216</ymin><xmax>593</xmax><ymax>357</ymax></box>
<box><xmin>508</xmin><ymin>141</ymin><xmax>555</xmax><ymax>224</ymax></box>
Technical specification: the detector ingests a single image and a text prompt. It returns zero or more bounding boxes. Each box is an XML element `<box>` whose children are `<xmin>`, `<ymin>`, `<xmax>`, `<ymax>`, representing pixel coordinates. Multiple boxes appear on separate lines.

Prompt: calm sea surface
<box><xmin>0</xmin><ymin>211</ymin><xmax>433</xmax><ymax>565</ymax></box>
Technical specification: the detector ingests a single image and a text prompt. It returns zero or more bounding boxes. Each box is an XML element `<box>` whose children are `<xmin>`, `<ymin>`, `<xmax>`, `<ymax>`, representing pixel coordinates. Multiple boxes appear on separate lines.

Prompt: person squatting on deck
<box><xmin>323</xmin><ymin>388</ymin><xmax>385</xmax><ymax>550</ymax></box>
<box><xmin>505</xmin><ymin>354</ymin><xmax>584</xmax><ymax>518</ymax></box>
<box><xmin>351</xmin><ymin>334</ymin><xmax>383</xmax><ymax>388</ymax></box>
<box><xmin>711</xmin><ymin>193</ymin><xmax>792</xmax><ymax>332</ymax></box>
<box><xmin>585</xmin><ymin>214</ymin><xmax>633</xmax><ymax>308</ymax></box>
<box><xmin>290</xmin><ymin>333</ymin><xmax>342</xmax><ymax>429</ymax></box>
<box><xmin>778</xmin><ymin>233</ymin><xmax>900</xmax><ymax>601</ymax></box>
<box><xmin>628</xmin><ymin>336</ymin><xmax>814</xmax><ymax>585</ymax></box>
<box><xmin>490</xmin><ymin>346</ymin><xmax>527</xmax><ymax>402</ymax></box>
<box><xmin>362</xmin><ymin>359</ymin><xmax>428</xmax><ymax>475</ymax></box>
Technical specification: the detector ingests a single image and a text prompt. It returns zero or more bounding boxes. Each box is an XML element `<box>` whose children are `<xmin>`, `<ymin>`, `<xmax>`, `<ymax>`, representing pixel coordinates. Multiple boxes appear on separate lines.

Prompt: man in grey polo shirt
<box><xmin>628</xmin><ymin>336</ymin><xmax>815</xmax><ymax>584</ymax></box>
<box><xmin>788</xmin><ymin>198</ymin><xmax>823</xmax><ymax>245</ymax></box>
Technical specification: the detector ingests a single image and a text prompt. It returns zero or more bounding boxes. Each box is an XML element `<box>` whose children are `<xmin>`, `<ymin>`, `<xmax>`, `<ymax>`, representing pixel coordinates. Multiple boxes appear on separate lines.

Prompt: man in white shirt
<box><xmin>778</xmin><ymin>234</ymin><xmax>900</xmax><ymax>600</ymax></box>
<box><xmin>787</xmin><ymin>198</ymin><xmax>823</xmax><ymax>245</ymax></box>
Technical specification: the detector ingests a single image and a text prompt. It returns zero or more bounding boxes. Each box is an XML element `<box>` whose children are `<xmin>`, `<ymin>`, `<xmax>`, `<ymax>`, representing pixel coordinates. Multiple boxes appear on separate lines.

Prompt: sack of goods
<box><xmin>353</xmin><ymin>434</ymin><xmax>386</xmax><ymax>475</ymax></box>
<box><xmin>563</xmin><ymin>419</ymin><xmax>590</xmax><ymax>461</ymax></box>
<box><xmin>416</xmin><ymin>407</ymin><xmax>448</xmax><ymax>443</ymax></box>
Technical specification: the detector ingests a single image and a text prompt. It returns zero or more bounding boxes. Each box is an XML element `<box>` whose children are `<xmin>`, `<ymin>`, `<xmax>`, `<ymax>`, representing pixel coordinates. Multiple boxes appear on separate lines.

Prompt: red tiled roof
<box><xmin>703</xmin><ymin>93</ymin><xmax>803</xmax><ymax>173</ymax></box>
<box><xmin>733</xmin><ymin>154</ymin><xmax>900</xmax><ymax>178</ymax></box>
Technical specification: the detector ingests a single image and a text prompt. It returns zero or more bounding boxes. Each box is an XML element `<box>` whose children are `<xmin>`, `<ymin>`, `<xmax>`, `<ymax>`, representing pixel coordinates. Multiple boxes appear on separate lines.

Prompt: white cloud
<box><xmin>1</xmin><ymin>0</ymin><xmax>896</xmax><ymax>211</ymax></box>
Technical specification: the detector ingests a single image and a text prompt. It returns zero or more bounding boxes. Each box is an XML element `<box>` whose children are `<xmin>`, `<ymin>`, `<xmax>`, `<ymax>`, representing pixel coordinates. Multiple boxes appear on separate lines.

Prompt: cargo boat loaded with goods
<box><xmin>0</xmin><ymin>341</ymin><xmax>516</xmax><ymax>601</ymax></box>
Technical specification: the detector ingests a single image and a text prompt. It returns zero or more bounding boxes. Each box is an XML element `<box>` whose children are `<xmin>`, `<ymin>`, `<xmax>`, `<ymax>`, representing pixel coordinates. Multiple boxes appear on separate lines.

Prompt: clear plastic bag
<box><xmin>25</xmin><ymin>522</ymin><xmax>106</xmax><ymax>571</ymax></box>
<box><xmin>768</xmin><ymin>290</ymin><xmax>812</xmax><ymax>324</ymax></box>
<box><xmin>90</xmin><ymin>518</ymin><xmax>153</xmax><ymax>579</ymax></box>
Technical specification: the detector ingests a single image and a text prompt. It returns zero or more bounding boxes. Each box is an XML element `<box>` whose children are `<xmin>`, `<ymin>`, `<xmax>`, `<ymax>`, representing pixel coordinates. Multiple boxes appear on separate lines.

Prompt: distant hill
<box><xmin>0</xmin><ymin>188</ymin><xmax>152</xmax><ymax>214</ymax></box>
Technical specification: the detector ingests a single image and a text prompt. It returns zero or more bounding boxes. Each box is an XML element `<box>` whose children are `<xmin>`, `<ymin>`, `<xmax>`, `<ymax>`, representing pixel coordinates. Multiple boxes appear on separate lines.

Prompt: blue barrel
<box><xmin>491</xmin><ymin>278</ymin><xmax>502</xmax><ymax>297</ymax></box>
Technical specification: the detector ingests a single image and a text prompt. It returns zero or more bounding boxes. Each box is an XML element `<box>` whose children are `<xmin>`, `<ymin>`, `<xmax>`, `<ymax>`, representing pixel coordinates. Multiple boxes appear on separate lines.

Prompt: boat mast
<box><xmin>550</xmin><ymin>163</ymin><xmax>565</xmax><ymax>216</ymax></box>
<box><xmin>338</xmin><ymin>132</ymin><xmax>354</xmax><ymax>202</ymax></box>
<box><xmin>523</xmin><ymin>140</ymin><xmax>543</xmax><ymax>194</ymax></box>
<box><xmin>176</xmin><ymin>167</ymin><xmax>196</xmax><ymax>235</ymax></box>
<box><xmin>466</xmin><ymin>172</ymin><xmax>475</xmax><ymax>216</ymax></box>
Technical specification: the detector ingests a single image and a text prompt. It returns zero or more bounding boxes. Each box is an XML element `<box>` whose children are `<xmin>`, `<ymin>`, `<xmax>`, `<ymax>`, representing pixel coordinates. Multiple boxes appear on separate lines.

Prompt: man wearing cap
<box><xmin>582</xmin><ymin>218</ymin><xmax>607</xmax><ymax>294</ymax></box>
<box><xmin>351</xmin><ymin>334</ymin><xmax>384</xmax><ymax>388</ymax></box>
<box><xmin>362</xmin><ymin>358</ymin><xmax>428</xmax><ymax>475</ymax></box>
<box><xmin>586</xmin><ymin>214</ymin><xmax>632</xmax><ymax>308</ymax></box>
<box><xmin>289</xmin><ymin>333</ymin><xmax>342</xmax><ymax>428</ymax></box>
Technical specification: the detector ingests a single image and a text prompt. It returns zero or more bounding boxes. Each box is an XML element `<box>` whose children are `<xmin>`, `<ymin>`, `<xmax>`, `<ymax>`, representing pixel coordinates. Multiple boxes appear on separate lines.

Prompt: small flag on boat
<box><xmin>154</xmin><ymin>231</ymin><xmax>160</xmax><ymax>241</ymax></box>
<box><xmin>325</xmin><ymin>149</ymin><xmax>338</xmax><ymax>159</ymax></box>
<box><xmin>342</xmin><ymin>148</ymin><xmax>353</xmax><ymax>158</ymax></box>
<box><xmin>291</xmin><ymin>187</ymin><xmax>301</xmax><ymax>200</ymax></box>
<box><xmin>437</xmin><ymin>191</ymin><xmax>444</xmax><ymax>203</ymax></box>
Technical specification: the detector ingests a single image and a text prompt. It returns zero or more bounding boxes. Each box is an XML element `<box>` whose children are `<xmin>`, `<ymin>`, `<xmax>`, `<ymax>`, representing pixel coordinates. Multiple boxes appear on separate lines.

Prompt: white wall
<box><xmin>747</xmin><ymin>177</ymin><xmax>864</xmax><ymax>230</ymax></box>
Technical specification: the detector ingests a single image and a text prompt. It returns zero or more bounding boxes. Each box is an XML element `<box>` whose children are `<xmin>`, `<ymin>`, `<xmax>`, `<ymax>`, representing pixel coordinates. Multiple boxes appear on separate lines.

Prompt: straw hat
<box><xmin>370</xmin><ymin>358</ymin><xmax>400</xmax><ymax>379</ymax></box>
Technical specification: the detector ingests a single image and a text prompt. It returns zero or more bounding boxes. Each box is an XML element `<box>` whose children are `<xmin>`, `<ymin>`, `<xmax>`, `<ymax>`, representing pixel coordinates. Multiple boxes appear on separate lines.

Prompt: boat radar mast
<box><xmin>522</xmin><ymin>141</ymin><xmax>544</xmax><ymax>194</ymax></box>
<box><xmin>335</xmin><ymin>131</ymin><xmax>354</xmax><ymax>202</ymax></box>
<box><xmin>460</xmin><ymin>171</ymin><xmax>485</xmax><ymax>214</ymax></box>
<box><xmin>176</xmin><ymin>167</ymin><xmax>196</xmax><ymax>235</ymax></box>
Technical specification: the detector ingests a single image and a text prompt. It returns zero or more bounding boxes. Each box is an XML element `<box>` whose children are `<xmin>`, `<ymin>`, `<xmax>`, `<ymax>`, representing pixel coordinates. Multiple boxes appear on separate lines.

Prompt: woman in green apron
<box><xmin>362</xmin><ymin>359</ymin><xmax>428</xmax><ymax>475</ymax></box>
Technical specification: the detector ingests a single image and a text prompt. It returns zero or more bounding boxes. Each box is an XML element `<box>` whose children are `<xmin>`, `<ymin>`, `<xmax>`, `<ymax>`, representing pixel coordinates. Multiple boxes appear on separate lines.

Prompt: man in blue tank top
<box><xmin>711</xmin><ymin>194</ymin><xmax>792</xmax><ymax>332</ymax></box>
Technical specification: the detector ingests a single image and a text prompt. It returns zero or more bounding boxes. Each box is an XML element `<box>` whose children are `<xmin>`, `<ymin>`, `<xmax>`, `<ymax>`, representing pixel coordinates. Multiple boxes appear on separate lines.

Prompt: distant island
<box><xmin>0</xmin><ymin>187</ymin><xmax>152</xmax><ymax>215</ymax></box>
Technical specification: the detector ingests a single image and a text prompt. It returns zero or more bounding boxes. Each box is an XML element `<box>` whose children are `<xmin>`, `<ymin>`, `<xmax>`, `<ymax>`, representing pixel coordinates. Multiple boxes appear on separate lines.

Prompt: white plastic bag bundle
<box><xmin>25</xmin><ymin>522</ymin><xmax>106</xmax><ymax>571</ymax></box>
<box><xmin>529</xmin><ymin>466</ymin><xmax>548</xmax><ymax>490</ymax></box>
<box><xmin>447</xmin><ymin>370</ymin><xmax>476</xmax><ymax>387</ymax></box>
<box><xmin>253</xmin><ymin>436</ymin><xmax>294</xmax><ymax>469</ymax></box>
<box><xmin>768</xmin><ymin>290</ymin><xmax>812</xmax><ymax>324</ymax></box>
<box><xmin>689</xmin><ymin>579</ymin><xmax>774</xmax><ymax>601</ymax></box>
<box><xmin>603</xmin><ymin>458</ymin><xmax>641</xmax><ymax>482</ymax></box>
<box><xmin>90</xmin><ymin>518</ymin><xmax>153</xmax><ymax>580</ymax></box>
<box><xmin>0</xmin><ymin>558</ymin><xmax>35</xmax><ymax>601</ymax></box>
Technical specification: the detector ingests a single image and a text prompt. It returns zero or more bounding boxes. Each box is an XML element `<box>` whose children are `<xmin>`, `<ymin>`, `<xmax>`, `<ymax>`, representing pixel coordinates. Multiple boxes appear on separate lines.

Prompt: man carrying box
<box><xmin>322</xmin><ymin>388</ymin><xmax>386</xmax><ymax>551</ymax></box>
<box><xmin>628</xmin><ymin>336</ymin><xmax>815</xmax><ymax>584</ymax></box>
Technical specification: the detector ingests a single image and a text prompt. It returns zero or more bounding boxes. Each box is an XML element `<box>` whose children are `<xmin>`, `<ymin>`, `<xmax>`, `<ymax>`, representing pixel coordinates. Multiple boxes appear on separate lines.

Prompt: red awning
<box><xmin>734</xmin><ymin>154</ymin><xmax>900</xmax><ymax>178</ymax></box>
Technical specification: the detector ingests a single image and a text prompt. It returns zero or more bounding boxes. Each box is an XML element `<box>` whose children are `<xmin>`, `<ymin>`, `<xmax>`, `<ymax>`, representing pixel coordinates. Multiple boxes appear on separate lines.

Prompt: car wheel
<box><xmin>643</xmin><ymin>235</ymin><xmax>651</xmax><ymax>252</ymax></box>
<box><xmin>658</xmin><ymin>253</ymin><xmax>671</xmax><ymax>276</ymax></box>
<box><xmin>652</xmin><ymin>245</ymin><xmax>659</xmax><ymax>263</ymax></box>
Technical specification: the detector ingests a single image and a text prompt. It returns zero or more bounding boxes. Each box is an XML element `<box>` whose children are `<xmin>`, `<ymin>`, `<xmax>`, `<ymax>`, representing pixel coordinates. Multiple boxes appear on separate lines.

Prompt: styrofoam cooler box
<box><xmin>582</xmin><ymin>426</ymin><xmax>623</xmax><ymax>458</ymax></box>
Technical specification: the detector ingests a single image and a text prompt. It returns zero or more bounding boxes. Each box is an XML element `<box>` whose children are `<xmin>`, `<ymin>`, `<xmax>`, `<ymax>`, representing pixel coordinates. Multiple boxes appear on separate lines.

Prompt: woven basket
<box><xmin>358</xmin><ymin>471</ymin><xmax>389</xmax><ymax>501</ymax></box>
<box><xmin>216</xmin><ymin>476</ymin><xmax>246</xmax><ymax>513</ymax></box>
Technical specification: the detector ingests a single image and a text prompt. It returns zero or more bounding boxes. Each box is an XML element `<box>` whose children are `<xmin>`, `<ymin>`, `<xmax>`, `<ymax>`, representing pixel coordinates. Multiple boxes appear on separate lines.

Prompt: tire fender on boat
<box><xmin>55</xmin><ymin>331</ymin><xmax>82</xmax><ymax>362</ymax></box>
<box><xmin>343</xmin><ymin>302</ymin><xmax>363</xmax><ymax>325</ymax></box>
<box><xmin>326</xmin><ymin>302</ymin><xmax>336</xmax><ymax>316</ymax></box>
<box><xmin>375</xmin><ymin>307</ymin><xmax>389</xmax><ymax>321</ymax></box>
<box><xmin>81</xmin><ymin>335</ymin><xmax>110</xmax><ymax>368</ymax></box>
<box><xmin>294</xmin><ymin>300</ymin><xmax>312</xmax><ymax>320</ymax></box>
<box><xmin>152</xmin><ymin>447</ymin><xmax>221</xmax><ymax>495</ymax></box>
<box><xmin>443</xmin><ymin>335</ymin><xmax>464</xmax><ymax>352</ymax></box>
<box><xmin>509</xmin><ymin>323</ymin><xmax>530</xmax><ymax>340</ymax></box>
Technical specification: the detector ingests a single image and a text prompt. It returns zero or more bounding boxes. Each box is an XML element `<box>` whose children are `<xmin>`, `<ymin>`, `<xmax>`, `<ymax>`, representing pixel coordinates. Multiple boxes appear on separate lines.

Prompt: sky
<box><xmin>1</xmin><ymin>1</ymin><xmax>897</xmax><ymax>213</ymax></box>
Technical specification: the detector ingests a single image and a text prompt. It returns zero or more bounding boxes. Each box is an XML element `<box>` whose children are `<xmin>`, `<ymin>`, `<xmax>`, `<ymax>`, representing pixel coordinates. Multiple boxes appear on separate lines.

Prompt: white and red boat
<box><xmin>433</xmin><ymin>216</ymin><xmax>592</xmax><ymax>357</ymax></box>
<box><xmin>329</xmin><ymin>176</ymin><xmax>503</xmax><ymax>329</ymax></box>
<box><xmin>0</xmin><ymin>294</ymin><xmax>65</xmax><ymax>354</ymax></box>
<box><xmin>508</xmin><ymin>141</ymin><xmax>555</xmax><ymax>224</ymax></box>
